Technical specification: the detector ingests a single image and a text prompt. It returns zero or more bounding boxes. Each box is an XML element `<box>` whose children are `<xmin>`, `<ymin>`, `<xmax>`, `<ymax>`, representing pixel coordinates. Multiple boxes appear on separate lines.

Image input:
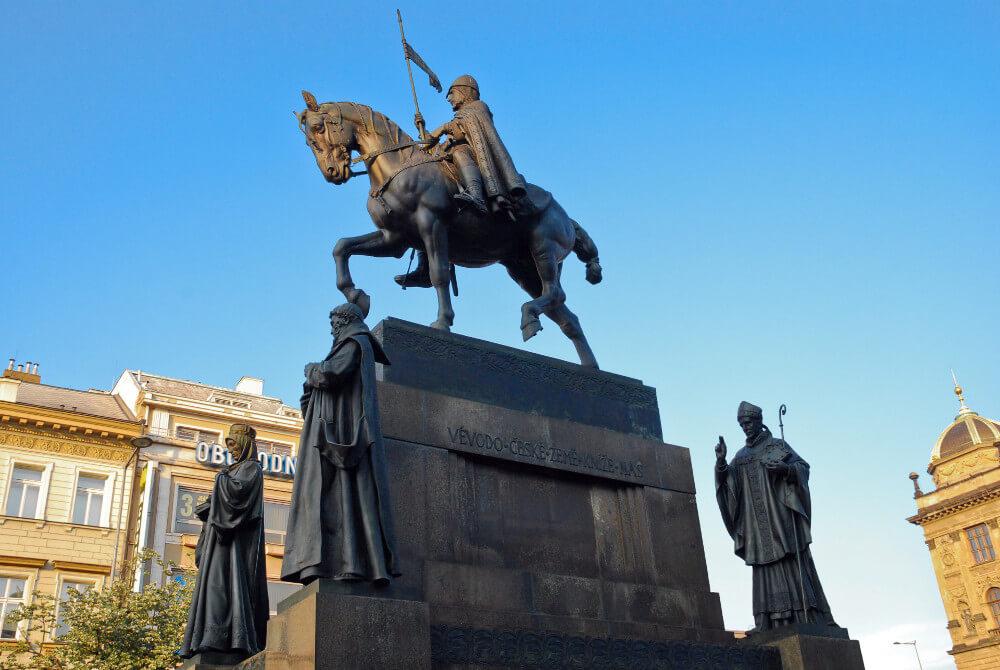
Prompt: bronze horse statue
<box><xmin>296</xmin><ymin>91</ymin><xmax>603</xmax><ymax>368</ymax></box>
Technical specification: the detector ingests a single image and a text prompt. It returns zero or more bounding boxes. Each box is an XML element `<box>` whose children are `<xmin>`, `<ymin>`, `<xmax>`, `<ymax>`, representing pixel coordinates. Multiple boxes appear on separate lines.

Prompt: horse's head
<box><xmin>296</xmin><ymin>91</ymin><xmax>355</xmax><ymax>185</ymax></box>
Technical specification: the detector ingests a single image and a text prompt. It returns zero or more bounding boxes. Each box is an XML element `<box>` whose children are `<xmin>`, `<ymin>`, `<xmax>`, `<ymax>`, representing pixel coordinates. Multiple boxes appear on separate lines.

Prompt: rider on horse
<box><xmin>396</xmin><ymin>75</ymin><xmax>531</xmax><ymax>288</ymax></box>
<box><xmin>426</xmin><ymin>75</ymin><xmax>528</xmax><ymax>217</ymax></box>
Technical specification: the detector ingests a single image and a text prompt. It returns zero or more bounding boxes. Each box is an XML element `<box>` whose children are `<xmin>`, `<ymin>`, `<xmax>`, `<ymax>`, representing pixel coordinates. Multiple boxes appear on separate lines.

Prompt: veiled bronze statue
<box><xmin>295</xmin><ymin>78</ymin><xmax>603</xmax><ymax>368</ymax></box>
<box><xmin>715</xmin><ymin>402</ymin><xmax>836</xmax><ymax>633</ymax></box>
<box><xmin>180</xmin><ymin>424</ymin><xmax>269</xmax><ymax>660</ymax></box>
<box><xmin>282</xmin><ymin>304</ymin><xmax>399</xmax><ymax>585</ymax></box>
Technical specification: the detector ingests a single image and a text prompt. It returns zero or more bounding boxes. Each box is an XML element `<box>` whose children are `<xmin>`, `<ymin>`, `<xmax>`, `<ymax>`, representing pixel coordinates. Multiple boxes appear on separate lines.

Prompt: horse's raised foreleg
<box><xmin>416</xmin><ymin>210</ymin><xmax>454</xmax><ymax>331</ymax></box>
<box><xmin>332</xmin><ymin>230</ymin><xmax>408</xmax><ymax>315</ymax></box>
<box><xmin>520</xmin><ymin>242</ymin><xmax>567</xmax><ymax>341</ymax></box>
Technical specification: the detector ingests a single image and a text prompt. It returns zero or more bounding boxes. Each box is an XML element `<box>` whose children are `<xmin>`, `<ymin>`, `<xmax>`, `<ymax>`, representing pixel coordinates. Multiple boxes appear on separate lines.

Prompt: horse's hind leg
<box><xmin>545</xmin><ymin>304</ymin><xmax>598</xmax><ymax>369</ymax></box>
<box><xmin>333</xmin><ymin>230</ymin><xmax>407</xmax><ymax>315</ymax></box>
<box><xmin>505</xmin><ymin>260</ymin><xmax>598</xmax><ymax>368</ymax></box>
<box><xmin>416</xmin><ymin>209</ymin><xmax>455</xmax><ymax>331</ymax></box>
<box><xmin>520</xmin><ymin>242</ymin><xmax>566</xmax><ymax>341</ymax></box>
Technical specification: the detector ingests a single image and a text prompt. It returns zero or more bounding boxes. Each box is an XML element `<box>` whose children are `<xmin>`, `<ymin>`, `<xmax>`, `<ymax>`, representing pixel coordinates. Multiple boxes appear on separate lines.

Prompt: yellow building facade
<box><xmin>909</xmin><ymin>382</ymin><xmax>1000</xmax><ymax>669</ymax></box>
<box><xmin>0</xmin><ymin>359</ymin><xmax>142</xmax><ymax>647</ymax></box>
<box><xmin>110</xmin><ymin>369</ymin><xmax>304</xmax><ymax>609</ymax></box>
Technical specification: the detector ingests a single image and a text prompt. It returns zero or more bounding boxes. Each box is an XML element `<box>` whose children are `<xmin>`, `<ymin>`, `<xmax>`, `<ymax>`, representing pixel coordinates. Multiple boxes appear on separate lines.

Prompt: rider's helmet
<box><xmin>448</xmin><ymin>74</ymin><xmax>480</xmax><ymax>100</ymax></box>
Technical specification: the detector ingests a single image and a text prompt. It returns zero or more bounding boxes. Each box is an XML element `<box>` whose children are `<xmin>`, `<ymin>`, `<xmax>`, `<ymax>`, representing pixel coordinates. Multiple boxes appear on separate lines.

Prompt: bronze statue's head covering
<box><xmin>330</xmin><ymin>302</ymin><xmax>365</xmax><ymax>323</ymax></box>
<box><xmin>737</xmin><ymin>401</ymin><xmax>763</xmax><ymax>420</ymax></box>
<box><xmin>448</xmin><ymin>74</ymin><xmax>480</xmax><ymax>99</ymax></box>
<box><xmin>225</xmin><ymin>423</ymin><xmax>258</xmax><ymax>465</ymax></box>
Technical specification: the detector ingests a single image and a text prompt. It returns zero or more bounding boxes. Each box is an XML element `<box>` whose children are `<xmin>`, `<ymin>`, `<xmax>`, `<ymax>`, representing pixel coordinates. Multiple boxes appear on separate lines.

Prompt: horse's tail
<box><xmin>571</xmin><ymin>219</ymin><xmax>603</xmax><ymax>284</ymax></box>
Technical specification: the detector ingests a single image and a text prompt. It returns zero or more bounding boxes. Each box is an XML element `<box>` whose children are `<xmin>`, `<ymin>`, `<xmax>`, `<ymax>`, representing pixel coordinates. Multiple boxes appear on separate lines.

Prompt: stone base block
<box><xmin>181</xmin><ymin>651</ymin><xmax>249</xmax><ymax>669</ymax></box>
<box><xmin>749</xmin><ymin>625</ymin><xmax>866</xmax><ymax>670</ymax></box>
<box><xmin>252</xmin><ymin>580</ymin><xmax>431</xmax><ymax>670</ymax></box>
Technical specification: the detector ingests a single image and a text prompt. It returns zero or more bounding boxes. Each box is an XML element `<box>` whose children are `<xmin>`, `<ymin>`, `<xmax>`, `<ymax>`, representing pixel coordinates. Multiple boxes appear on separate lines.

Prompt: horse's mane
<box><xmin>323</xmin><ymin>101</ymin><xmax>409</xmax><ymax>144</ymax></box>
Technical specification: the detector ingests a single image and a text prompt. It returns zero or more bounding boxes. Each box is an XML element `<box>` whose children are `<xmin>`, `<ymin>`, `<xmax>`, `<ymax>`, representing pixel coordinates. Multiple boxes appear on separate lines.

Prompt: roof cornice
<box><xmin>139</xmin><ymin>392</ymin><xmax>301</xmax><ymax>431</ymax></box>
<box><xmin>0</xmin><ymin>400</ymin><xmax>142</xmax><ymax>436</ymax></box>
<box><xmin>907</xmin><ymin>483</ymin><xmax>1000</xmax><ymax>525</ymax></box>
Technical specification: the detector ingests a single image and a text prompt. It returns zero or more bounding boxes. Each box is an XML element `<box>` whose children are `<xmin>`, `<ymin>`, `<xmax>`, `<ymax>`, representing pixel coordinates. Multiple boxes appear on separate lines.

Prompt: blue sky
<box><xmin>2</xmin><ymin>2</ymin><xmax>998</xmax><ymax>667</ymax></box>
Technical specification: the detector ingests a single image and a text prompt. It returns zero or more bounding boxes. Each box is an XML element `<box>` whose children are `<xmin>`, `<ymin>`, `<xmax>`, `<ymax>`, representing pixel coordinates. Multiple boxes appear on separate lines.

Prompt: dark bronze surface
<box><xmin>180</xmin><ymin>424</ymin><xmax>269</xmax><ymax>660</ymax></box>
<box><xmin>295</xmin><ymin>89</ymin><xmax>603</xmax><ymax>368</ymax></box>
<box><xmin>282</xmin><ymin>305</ymin><xmax>400</xmax><ymax>585</ymax></box>
<box><xmin>715</xmin><ymin>403</ymin><xmax>837</xmax><ymax>634</ymax></box>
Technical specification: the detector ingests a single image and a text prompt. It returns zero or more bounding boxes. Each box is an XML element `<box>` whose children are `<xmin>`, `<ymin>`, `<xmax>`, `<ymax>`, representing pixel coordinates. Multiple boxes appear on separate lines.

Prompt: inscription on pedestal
<box><xmin>447</xmin><ymin>425</ymin><xmax>645</xmax><ymax>481</ymax></box>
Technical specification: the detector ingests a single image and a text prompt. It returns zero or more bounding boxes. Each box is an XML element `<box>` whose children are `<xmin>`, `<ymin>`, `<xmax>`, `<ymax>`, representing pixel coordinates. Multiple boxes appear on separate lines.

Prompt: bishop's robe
<box><xmin>180</xmin><ymin>457</ymin><xmax>269</xmax><ymax>658</ymax></box>
<box><xmin>281</xmin><ymin>322</ymin><xmax>399</xmax><ymax>584</ymax></box>
<box><xmin>715</xmin><ymin>427</ymin><xmax>835</xmax><ymax>631</ymax></box>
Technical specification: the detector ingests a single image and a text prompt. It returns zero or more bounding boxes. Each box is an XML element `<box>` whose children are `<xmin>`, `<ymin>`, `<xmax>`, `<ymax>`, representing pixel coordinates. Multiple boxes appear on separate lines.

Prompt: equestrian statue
<box><xmin>296</xmin><ymin>50</ymin><xmax>604</xmax><ymax>370</ymax></box>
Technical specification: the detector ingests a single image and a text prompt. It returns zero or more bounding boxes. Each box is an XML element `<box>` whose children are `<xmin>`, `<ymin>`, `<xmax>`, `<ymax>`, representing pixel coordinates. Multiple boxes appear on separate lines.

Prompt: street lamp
<box><xmin>110</xmin><ymin>435</ymin><xmax>155</xmax><ymax>580</ymax></box>
<box><xmin>893</xmin><ymin>640</ymin><xmax>924</xmax><ymax>670</ymax></box>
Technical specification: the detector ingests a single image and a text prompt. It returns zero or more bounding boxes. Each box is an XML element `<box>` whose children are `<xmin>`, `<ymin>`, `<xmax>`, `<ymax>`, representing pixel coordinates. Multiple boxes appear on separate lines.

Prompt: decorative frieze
<box><xmin>0</xmin><ymin>425</ymin><xmax>131</xmax><ymax>462</ymax></box>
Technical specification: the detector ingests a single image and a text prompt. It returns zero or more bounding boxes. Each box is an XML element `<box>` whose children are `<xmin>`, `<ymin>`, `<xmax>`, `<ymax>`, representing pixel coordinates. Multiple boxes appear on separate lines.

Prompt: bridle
<box><xmin>300</xmin><ymin>102</ymin><xmax>433</xmax><ymax>179</ymax></box>
<box><xmin>298</xmin><ymin>101</ymin><xmax>445</xmax><ymax>214</ymax></box>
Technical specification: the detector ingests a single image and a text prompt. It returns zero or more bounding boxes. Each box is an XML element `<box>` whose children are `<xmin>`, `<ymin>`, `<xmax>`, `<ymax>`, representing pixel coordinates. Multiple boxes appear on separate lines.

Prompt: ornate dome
<box><xmin>930</xmin><ymin>379</ymin><xmax>1000</xmax><ymax>463</ymax></box>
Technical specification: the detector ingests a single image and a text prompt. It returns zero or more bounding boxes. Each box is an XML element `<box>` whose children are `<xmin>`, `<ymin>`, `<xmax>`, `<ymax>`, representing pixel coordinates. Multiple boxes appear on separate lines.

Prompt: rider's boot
<box><xmin>452</xmin><ymin>148</ymin><xmax>489</xmax><ymax>215</ymax></box>
<box><xmin>394</xmin><ymin>250</ymin><xmax>432</xmax><ymax>288</ymax></box>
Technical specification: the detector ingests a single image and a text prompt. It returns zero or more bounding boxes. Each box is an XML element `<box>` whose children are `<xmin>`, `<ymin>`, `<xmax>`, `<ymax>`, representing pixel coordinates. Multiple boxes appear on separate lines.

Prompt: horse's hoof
<box><xmin>521</xmin><ymin>319</ymin><xmax>542</xmax><ymax>341</ymax></box>
<box><xmin>430</xmin><ymin>319</ymin><xmax>452</xmax><ymax>332</ymax></box>
<box><xmin>347</xmin><ymin>289</ymin><xmax>371</xmax><ymax>317</ymax></box>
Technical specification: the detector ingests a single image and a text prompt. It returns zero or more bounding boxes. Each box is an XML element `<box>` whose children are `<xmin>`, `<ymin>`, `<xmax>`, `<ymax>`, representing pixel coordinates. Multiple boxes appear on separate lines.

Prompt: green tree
<box><xmin>0</xmin><ymin>550</ymin><xmax>194</xmax><ymax>670</ymax></box>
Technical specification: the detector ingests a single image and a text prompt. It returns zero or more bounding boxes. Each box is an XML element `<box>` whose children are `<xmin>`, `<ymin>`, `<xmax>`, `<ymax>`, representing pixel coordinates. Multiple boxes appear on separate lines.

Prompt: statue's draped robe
<box><xmin>452</xmin><ymin>100</ymin><xmax>527</xmax><ymax>199</ymax></box>
<box><xmin>180</xmin><ymin>458</ymin><xmax>269</xmax><ymax>658</ymax></box>
<box><xmin>281</xmin><ymin>323</ymin><xmax>399</xmax><ymax>584</ymax></box>
<box><xmin>715</xmin><ymin>428</ymin><xmax>834</xmax><ymax>630</ymax></box>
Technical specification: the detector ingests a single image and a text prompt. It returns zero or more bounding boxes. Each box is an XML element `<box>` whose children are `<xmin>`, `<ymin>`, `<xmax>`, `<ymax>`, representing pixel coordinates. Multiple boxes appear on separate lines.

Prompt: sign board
<box><xmin>194</xmin><ymin>441</ymin><xmax>296</xmax><ymax>478</ymax></box>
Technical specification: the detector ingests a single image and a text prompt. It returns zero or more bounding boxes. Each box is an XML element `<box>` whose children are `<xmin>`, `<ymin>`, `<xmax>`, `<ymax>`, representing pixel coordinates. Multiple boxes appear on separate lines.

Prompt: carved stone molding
<box><xmin>0</xmin><ymin>426</ymin><xmax>131</xmax><ymax>463</ymax></box>
<box><xmin>428</xmin><ymin>625</ymin><xmax>781</xmax><ymax>669</ymax></box>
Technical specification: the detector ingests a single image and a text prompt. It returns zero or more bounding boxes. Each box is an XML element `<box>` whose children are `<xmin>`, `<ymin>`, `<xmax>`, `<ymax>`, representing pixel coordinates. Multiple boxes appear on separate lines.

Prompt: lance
<box><xmin>396</xmin><ymin>9</ymin><xmax>427</xmax><ymax>140</ymax></box>
<box><xmin>779</xmin><ymin>404</ymin><xmax>809</xmax><ymax>622</ymax></box>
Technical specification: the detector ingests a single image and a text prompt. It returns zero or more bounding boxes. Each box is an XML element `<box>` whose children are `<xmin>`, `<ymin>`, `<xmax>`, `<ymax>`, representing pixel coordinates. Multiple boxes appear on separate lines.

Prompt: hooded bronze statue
<box><xmin>180</xmin><ymin>423</ymin><xmax>269</xmax><ymax>660</ymax></box>
<box><xmin>715</xmin><ymin>402</ymin><xmax>836</xmax><ymax>633</ymax></box>
<box><xmin>282</xmin><ymin>304</ymin><xmax>400</xmax><ymax>585</ymax></box>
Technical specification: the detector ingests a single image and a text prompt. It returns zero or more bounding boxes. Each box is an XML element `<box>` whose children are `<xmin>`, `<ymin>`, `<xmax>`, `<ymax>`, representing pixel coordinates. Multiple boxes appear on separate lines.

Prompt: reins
<box><xmin>351</xmin><ymin>138</ymin><xmax>434</xmax><ymax>166</ymax></box>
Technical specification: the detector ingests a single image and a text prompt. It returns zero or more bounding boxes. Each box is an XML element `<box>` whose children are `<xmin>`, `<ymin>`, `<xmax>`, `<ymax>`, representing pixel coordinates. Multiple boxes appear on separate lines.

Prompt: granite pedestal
<box><xmin>181</xmin><ymin>651</ymin><xmax>251</xmax><ymax>670</ymax></box>
<box><xmin>244</xmin><ymin>319</ymin><xmax>786</xmax><ymax>669</ymax></box>
<box><xmin>744</xmin><ymin>624</ymin><xmax>866</xmax><ymax>670</ymax></box>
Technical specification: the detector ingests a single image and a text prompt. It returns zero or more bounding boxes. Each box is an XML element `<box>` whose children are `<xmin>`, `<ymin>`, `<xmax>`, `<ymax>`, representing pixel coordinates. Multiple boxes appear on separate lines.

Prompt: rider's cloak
<box><xmin>453</xmin><ymin>100</ymin><xmax>527</xmax><ymax>199</ymax></box>
<box><xmin>281</xmin><ymin>319</ymin><xmax>399</xmax><ymax>585</ymax></box>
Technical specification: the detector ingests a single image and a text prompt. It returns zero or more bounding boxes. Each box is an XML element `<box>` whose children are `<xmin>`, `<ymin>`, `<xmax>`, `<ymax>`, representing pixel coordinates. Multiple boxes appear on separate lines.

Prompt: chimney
<box><xmin>3</xmin><ymin>358</ymin><xmax>41</xmax><ymax>384</ymax></box>
<box><xmin>235</xmin><ymin>376</ymin><xmax>264</xmax><ymax>396</ymax></box>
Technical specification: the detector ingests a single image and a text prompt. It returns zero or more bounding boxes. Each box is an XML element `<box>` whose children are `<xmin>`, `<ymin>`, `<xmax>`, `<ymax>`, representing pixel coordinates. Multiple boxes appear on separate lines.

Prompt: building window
<box><xmin>967</xmin><ymin>524</ymin><xmax>996</xmax><ymax>564</ymax></box>
<box><xmin>55</xmin><ymin>580</ymin><xmax>93</xmax><ymax>637</ymax></box>
<box><xmin>172</xmin><ymin>486</ymin><xmax>211</xmax><ymax>535</ymax></box>
<box><xmin>72</xmin><ymin>474</ymin><xmax>107</xmax><ymax>526</ymax></box>
<box><xmin>5</xmin><ymin>465</ymin><xmax>44</xmax><ymax>518</ymax></box>
<box><xmin>257</xmin><ymin>439</ymin><xmax>292</xmax><ymax>458</ymax></box>
<box><xmin>175</xmin><ymin>426</ymin><xmax>221</xmax><ymax>445</ymax></box>
<box><xmin>989</xmin><ymin>588</ymin><xmax>1000</xmax><ymax>627</ymax></box>
<box><xmin>0</xmin><ymin>577</ymin><xmax>27</xmax><ymax>639</ymax></box>
<box><xmin>264</xmin><ymin>501</ymin><xmax>289</xmax><ymax>544</ymax></box>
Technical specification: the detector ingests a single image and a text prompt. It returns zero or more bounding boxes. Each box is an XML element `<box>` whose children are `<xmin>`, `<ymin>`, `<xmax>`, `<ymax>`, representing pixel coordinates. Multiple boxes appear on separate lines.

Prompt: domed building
<box><xmin>908</xmin><ymin>379</ymin><xmax>1000</xmax><ymax>669</ymax></box>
